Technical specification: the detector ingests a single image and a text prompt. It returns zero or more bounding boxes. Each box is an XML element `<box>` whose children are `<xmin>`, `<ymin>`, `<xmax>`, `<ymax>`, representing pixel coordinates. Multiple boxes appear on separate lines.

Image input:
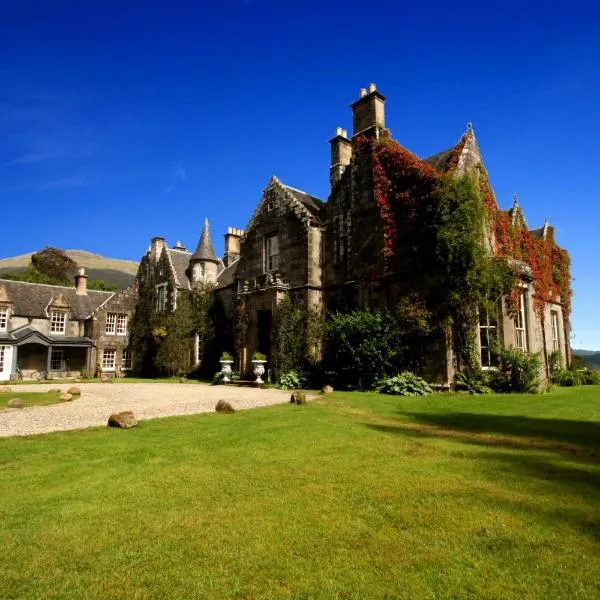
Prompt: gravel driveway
<box><xmin>0</xmin><ymin>383</ymin><xmax>297</xmax><ymax>438</ymax></box>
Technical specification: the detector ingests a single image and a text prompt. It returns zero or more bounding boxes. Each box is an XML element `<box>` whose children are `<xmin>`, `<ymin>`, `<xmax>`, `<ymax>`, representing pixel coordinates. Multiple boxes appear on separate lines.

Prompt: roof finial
<box><xmin>513</xmin><ymin>193</ymin><xmax>519</xmax><ymax>206</ymax></box>
<box><xmin>466</xmin><ymin>122</ymin><xmax>473</xmax><ymax>133</ymax></box>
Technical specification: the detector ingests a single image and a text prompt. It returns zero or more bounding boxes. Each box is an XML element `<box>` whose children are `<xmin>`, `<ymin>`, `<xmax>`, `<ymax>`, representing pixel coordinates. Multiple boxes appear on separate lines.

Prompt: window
<box><xmin>51</xmin><ymin>310</ymin><xmax>67</xmax><ymax>334</ymax></box>
<box><xmin>0</xmin><ymin>345</ymin><xmax>6</xmax><ymax>372</ymax></box>
<box><xmin>479</xmin><ymin>308</ymin><xmax>499</xmax><ymax>368</ymax></box>
<box><xmin>515</xmin><ymin>291</ymin><xmax>528</xmax><ymax>351</ymax></box>
<box><xmin>102</xmin><ymin>349</ymin><xmax>116</xmax><ymax>371</ymax></box>
<box><xmin>156</xmin><ymin>284</ymin><xmax>168</xmax><ymax>311</ymax></box>
<box><xmin>265</xmin><ymin>235</ymin><xmax>279</xmax><ymax>271</ymax></box>
<box><xmin>121</xmin><ymin>349</ymin><xmax>132</xmax><ymax>370</ymax></box>
<box><xmin>117</xmin><ymin>314</ymin><xmax>128</xmax><ymax>336</ymax></box>
<box><xmin>0</xmin><ymin>307</ymin><xmax>8</xmax><ymax>332</ymax></box>
<box><xmin>106</xmin><ymin>313</ymin><xmax>116</xmax><ymax>334</ymax></box>
<box><xmin>551</xmin><ymin>311</ymin><xmax>560</xmax><ymax>352</ymax></box>
<box><xmin>50</xmin><ymin>349</ymin><xmax>64</xmax><ymax>371</ymax></box>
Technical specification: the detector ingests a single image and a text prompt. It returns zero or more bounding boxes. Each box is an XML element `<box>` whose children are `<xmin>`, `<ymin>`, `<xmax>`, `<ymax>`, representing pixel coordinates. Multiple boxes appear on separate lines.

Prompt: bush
<box><xmin>277</xmin><ymin>370</ymin><xmax>308</xmax><ymax>390</ymax></box>
<box><xmin>552</xmin><ymin>369</ymin><xmax>581</xmax><ymax>387</ymax></box>
<box><xmin>455</xmin><ymin>368</ymin><xmax>492</xmax><ymax>394</ymax></box>
<box><xmin>497</xmin><ymin>347</ymin><xmax>542</xmax><ymax>393</ymax></box>
<box><xmin>378</xmin><ymin>372</ymin><xmax>432</xmax><ymax>397</ymax></box>
<box><xmin>581</xmin><ymin>369</ymin><xmax>600</xmax><ymax>385</ymax></box>
<box><xmin>324</xmin><ymin>311</ymin><xmax>400</xmax><ymax>390</ymax></box>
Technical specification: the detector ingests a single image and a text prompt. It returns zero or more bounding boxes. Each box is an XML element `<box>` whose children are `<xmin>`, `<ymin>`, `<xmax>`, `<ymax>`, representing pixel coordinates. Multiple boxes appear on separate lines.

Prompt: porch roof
<box><xmin>0</xmin><ymin>325</ymin><xmax>92</xmax><ymax>347</ymax></box>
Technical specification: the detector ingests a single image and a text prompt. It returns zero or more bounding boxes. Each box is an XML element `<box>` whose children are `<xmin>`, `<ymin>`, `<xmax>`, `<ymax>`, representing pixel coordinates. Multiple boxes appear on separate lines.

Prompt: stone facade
<box><xmin>133</xmin><ymin>83</ymin><xmax>571</xmax><ymax>385</ymax></box>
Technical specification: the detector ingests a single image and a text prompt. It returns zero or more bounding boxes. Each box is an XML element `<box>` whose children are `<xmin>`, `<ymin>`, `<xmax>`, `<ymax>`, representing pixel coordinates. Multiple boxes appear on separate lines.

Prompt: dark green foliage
<box><xmin>31</xmin><ymin>247</ymin><xmax>77</xmax><ymax>282</ymax></box>
<box><xmin>87</xmin><ymin>279</ymin><xmax>120</xmax><ymax>291</ymax></box>
<box><xmin>323</xmin><ymin>310</ymin><xmax>400</xmax><ymax>390</ymax></box>
<box><xmin>548</xmin><ymin>349</ymin><xmax>563</xmax><ymax>374</ymax></box>
<box><xmin>581</xmin><ymin>369</ymin><xmax>600</xmax><ymax>385</ymax></box>
<box><xmin>378</xmin><ymin>372</ymin><xmax>433</xmax><ymax>396</ymax></box>
<box><xmin>455</xmin><ymin>368</ymin><xmax>492</xmax><ymax>394</ymax></box>
<box><xmin>497</xmin><ymin>347</ymin><xmax>542</xmax><ymax>393</ymax></box>
<box><xmin>1</xmin><ymin>265</ymin><xmax>68</xmax><ymax>286</ymax></box>
<box><xmin>552</xmin><ymin>369</ymin><xmax>582</xmax><ymax>387</ymax></box>
<box><xmin>271</xmin><ymin>296</ymin><xmax>325</xmax><ymax>378</ymax></box>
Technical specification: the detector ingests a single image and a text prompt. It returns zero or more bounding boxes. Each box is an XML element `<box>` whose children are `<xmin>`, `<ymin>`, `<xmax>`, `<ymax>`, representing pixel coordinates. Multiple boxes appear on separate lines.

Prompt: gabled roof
<box><xmin>422</xmin><ymin>147</ymin><xmax>454</xmax><ymax>172</ymax></box>
<box><xmin>0</xmin><ymin>279</ymin><xmax>113</xmax><ymax>319</ymax></box>
<box><xmin>422</xmin><ymin>124</ymin><xmax>481</xmax><ymax>176</ymax></box>
<box><xmin>216</xmin><ymin>259</ymin><xmax>239</xmax><ymax>289</ymax></box>
<box><xmin>167</xmin><ymin>248</ymin><xmax>192</xmax><ymax>290</ymax></box>
<box><xmin>190</xmin><ymin>219</ymin><xmax>219</xmax><ymax>263</ymax></box>
<box><xmin>0</xmin><ymin>324</ymin><xmax>92</xmax><ymax>346</ymax></box>
<box><xmin>281</xmin><ymin>184</ymin><xmax>324</xmax><ymax>215</ymax></box>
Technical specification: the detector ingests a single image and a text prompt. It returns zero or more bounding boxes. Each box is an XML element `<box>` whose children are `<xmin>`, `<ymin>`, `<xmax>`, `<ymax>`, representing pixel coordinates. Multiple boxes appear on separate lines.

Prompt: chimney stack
<box><xmin>150</xmin><ymin>236</ymin><xmax>166</xmax><ymax>263</ymax></box>
<box><xmin>329</xmin><ymin>127</ymin><xmax>352</xmax><ymax>188</ymax></box>
<box><xmin>350</xmin><ymin>82</ymin><xmax>386</xmax><ymax>137</ymax></box>
<box><xmin>75</xmin><ymin>267</ymin><xmax>88</xmax><ymax>295</ymax></box>
<box><xmin>223</xmin><ymin>227</ymin><xmax>244</xmax><ymax>267</ymax></box>
<box><xmin>173</xmin><ymin>240</ymin><xmax>187</xmax><ymax>252</ymax></box>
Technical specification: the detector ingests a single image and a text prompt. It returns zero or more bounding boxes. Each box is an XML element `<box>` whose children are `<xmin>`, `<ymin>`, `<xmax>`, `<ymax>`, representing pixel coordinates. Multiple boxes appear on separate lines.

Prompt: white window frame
<box><xmin>50</xmin><ymin>349</ymin><xmax>64</xmax><ymax>371</ymax></box>
<box><xmin>50</xmin><ymin>310</ymin><xmax>67</xmax><ymax>334</ymax></box>
<box><xmin>121</xmin><ymin>349</ymin><xmax>132</xmax><ymax>370</ymax></box>
<box><xmin>156</xmin><ymin>284</ymin><xmax>168</xmax><ymax>312</ymax></box>
<box><xmin>0</xmin><ymin>306</ymin><xmax>8</xmax><ymax>332</ymax></box>
<box><xmin>479</xmin><ymin>308</ymin><xmax>499</xmax><ymax>369</ymax></box>
<box><xmin>102</xmin><ymin>349</ymin><xmax>116</xmax><ymax>371</ymax></box>
<box><xmin>515</xmin><ymin>291</ymin><xmax>528</xmax><ymax>351</ymax></box>
<box><xmin>0</xmin><ymin>345</ymin><xmax>6</xmax><ymax>373</ymax></box>
<box><xmin>117</xmin><ymin>314</ymin><xmax>128</xmax><ymax>336</ymax></box>
<box><xmin>106</xmin><ymin>313</ymin><xmax>116</xmax><ymax>335</ymax></box>
<box><xmin>551</xmin><ymin>311</ymin><xmax>560</xmax><ymax>352</ymax></box>
<box><xmin>265</xmin><ymin>234</ymin><xmax>279</xmax><ymax>272</ymax></box>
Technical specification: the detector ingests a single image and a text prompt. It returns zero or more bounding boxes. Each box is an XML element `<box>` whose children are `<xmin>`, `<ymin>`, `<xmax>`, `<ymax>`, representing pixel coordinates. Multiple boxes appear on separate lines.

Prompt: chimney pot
<box><xmin>359</xmin><ymin>88</ymin><xmax>367</xmax><ymax>98</ymax></box>
<box><xmin>75</xmin><ymin>268</ymin><xmax>88</xmax><ymax>295</ymax></box>
<box><xmin>336</xmin><ymin>126</ymin><xmax>343</xmax><ymax>136</ymax></box>
<box><xmin>368</xmin><ymin>82</ymin><xmax>376</xmax><ymax>93</ymax></box>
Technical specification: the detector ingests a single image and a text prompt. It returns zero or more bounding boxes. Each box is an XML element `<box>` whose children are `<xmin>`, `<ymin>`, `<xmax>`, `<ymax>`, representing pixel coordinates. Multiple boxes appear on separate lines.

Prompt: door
<box><xmin>257</xmin><ymin>310</ymin><xmax>272</xmax><ymax>357</ymax></box>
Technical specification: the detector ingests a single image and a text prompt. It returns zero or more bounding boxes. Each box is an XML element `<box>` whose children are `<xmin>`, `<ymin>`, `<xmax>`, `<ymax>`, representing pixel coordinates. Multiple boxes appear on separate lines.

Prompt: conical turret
<box><xmin>188</xmin><ymin>219</ymin><xmax>220</xmax><ymax>286</ymax></box>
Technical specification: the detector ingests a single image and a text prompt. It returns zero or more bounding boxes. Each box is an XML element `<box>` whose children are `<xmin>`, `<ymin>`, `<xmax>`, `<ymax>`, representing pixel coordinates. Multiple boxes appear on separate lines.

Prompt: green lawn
<box><xmin>1</xmin><ymin>387</ymin><xmax>599</xmax><ymax>599</ymax></box>
<box><xmin>0</xmin><ymin>391</ymin><xmax>67</xmax><ymax>410</ymax></box>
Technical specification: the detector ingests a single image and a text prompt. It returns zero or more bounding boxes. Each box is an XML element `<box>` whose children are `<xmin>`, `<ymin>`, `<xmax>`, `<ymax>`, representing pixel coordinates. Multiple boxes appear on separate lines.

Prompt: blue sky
<box><xmin>1</xmin><ymin>0</ymin><xmax>598</xmax><ymax>348</ymax></box>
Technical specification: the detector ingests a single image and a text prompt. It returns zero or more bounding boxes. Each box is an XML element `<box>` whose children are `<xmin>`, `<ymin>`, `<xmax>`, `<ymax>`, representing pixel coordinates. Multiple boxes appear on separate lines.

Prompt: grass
<box><xmin>0</xmin><ymin>386</ymin><xmax>599</xmax><ymax>599</ymax></box>
<box><xmin>0</xmin><ymin>390</ymin><xmax>67</xmax><ymax>410</ymax></box>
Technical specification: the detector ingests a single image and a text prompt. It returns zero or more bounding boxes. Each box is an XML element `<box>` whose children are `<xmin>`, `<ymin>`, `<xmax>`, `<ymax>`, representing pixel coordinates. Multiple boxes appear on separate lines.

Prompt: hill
<box><xmin>0</xmin><ymin>249</ymin><xmax>138</xmax><ymax>289</ymax></box>
<box><xmin>572</xmin><ymin>349</ymin><xmax>600</xmax><ymax>370</ymax></box>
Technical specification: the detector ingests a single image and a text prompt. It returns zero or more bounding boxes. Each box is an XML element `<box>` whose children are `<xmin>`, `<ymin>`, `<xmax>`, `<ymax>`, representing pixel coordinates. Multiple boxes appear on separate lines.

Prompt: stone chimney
<box><xmin>75</xmin><ymin>268</ymin><xmax>88</xmax><ymax>295</ymax></box>
<box><xmin>350</xmin><ymin>82</ymin><xmax>386</xmax><ymax>137</ymax></box>
<box><xmin>173</xmin><ymin>240</ymin><xmax>187</xmax><ymax>252</ymax></box>
<box><xmin>223</xmin><ymin>227</ymin><xmax>244</xmax><ymax>267</ymax></box>
<box><xmin>149</xmin><ymin>236</ymin><xmax>165</xmax><ymax>263</ymax></box>
<box><xmin>329</xmin><ymin>127</ymin><xmax>352</xmax><ymax>188</ymax></box>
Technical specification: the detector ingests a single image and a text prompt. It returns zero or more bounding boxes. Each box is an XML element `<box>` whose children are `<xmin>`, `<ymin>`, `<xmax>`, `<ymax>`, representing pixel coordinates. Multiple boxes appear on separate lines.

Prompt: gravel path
<box><xmin>0</xmin><ymin>383</ymin><xmax>297</xmax><ymax>437</ymax></box>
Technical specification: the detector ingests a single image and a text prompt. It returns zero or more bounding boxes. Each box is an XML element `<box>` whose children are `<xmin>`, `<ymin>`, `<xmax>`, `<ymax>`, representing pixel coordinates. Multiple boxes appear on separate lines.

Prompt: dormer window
<box><xmin>51</xmin><ymin>310</ymin><xmax>67</xmax><ymax>334</ymax></box>
<box><xmin>0</xmin><ymin>307</ymin><xmax>8</xmax><ymax>332</ymax></box>
<box><xmin>265</xmin><ymin>234</ymin><xmax>279</xmax><ymax>271</ymax></box>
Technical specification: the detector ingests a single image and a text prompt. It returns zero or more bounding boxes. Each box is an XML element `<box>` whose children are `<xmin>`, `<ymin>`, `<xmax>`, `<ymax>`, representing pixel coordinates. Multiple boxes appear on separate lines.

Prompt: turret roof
<box><xmin>190</xmin><ymin>219</ymin><xmax>219</xmax><ymax>263</ymax></box>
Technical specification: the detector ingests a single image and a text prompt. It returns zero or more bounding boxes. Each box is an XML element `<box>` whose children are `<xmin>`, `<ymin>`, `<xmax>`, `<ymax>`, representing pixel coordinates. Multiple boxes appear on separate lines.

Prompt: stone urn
<box><xmin>219</xmin><ymin>360</ymin><xmax>234</xmax><ymax>383</ymax></box>
<box><xmin>251</xmin><ymin>360</ymin><xmax>267</xmax><ymax>384</ymax></box>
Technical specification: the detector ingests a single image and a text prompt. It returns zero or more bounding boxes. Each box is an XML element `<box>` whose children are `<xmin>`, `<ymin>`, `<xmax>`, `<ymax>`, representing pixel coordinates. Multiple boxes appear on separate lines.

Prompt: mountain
<box><xmin>0</xmin><ymin>249</ymin><xmax>138</xmax><ymax>289</ymax></box>
<box><xmin>572</xmin><ymin>349</ymin><xmax>600</xmax><ymax>370</ymax></box>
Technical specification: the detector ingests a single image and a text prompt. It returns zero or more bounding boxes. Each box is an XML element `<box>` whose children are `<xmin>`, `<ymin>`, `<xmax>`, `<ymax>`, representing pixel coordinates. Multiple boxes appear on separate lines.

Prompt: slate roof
<box><xmin>282</xmin><ymin>185</ymin><xmax>324</xmax><ymax>215</ymax></box>
<box><xmin>190</xmin><ymin>219</ymin><xmax>219</xmax><ymax>262</ymax></box>
<box><xmin>167</xmin><ymin>248</ymin><xmax>192</xmax><ymax>290</ymax></box>
<box><xmin>0</xmin><ymin>325</ymin><xmax>92</xmax><ymax>346</ymax></box>
<box><xmin>422</xmin><ymin>147</ymin><xmax>454</xmax><ymax>172</ymax></box>
<box><xmin>0</xmin><ymin>279</ymin><xmax>112</xmax><ymax>319</ymax></box>
<box><xmin>216</xmin><ymin>260</ymin><xmax>239</xmax><ymax>289</ymax></box>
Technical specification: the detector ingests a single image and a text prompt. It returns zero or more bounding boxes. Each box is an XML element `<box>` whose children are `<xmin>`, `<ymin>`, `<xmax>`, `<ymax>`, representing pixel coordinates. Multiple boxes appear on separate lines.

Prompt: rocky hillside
<box><xmin>0</xmin><ymin>249</ymin><xmax>138</xmax><ymax>289</ymax></box>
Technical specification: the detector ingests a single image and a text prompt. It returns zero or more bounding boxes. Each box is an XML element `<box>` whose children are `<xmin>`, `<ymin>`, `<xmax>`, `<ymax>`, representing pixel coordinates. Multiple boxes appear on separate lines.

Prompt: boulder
<box><xmin>322</xmin><ymin>385</ymin><xmax>334</xmax><ymax>394</ymax></box>
<box><xmin>100</xmin><ymin>374</ymin><xmax>113</xmax><ymax>383</ymax></box>
<box><xmin>7</xmin><ymin>398</ymin><xmax>24</xmax><ymax>409</ymax></box>
<box><xmin>67</xmin><ymin>386</ymin><xmax>81</xmax><ymax>396</ymax></box>
<box><xmin>290</xmin><ymin>391</ymin><xmax>307</xmax><ymax>404</ymax></box>
<box><xmin>0</xmin><ymin>386</ymin><xmax>11</xmax><ymax>393</ymax></box>
<box><xmin>48</xmin><ymin>388</ymin><xmax>62</xmax><ymax>393</ymax></box>
<box><xmin>215</xmin><ymin>400</ymin><xmax>235</xmax><ymax>414</ymax></box>
<box><xmin>74</xmin><ymin>378</ymin><xmax>81</xmax><ymax>383</ymax></box>
<box><xmin>60</xmin><ymin>393</ymin><xmax>73</xmax><ymax>401</ymax></box>
<box><xmin>108</xmin><ymin>411</ymin><xmax>137</xmax><ymax>429</ymax></box>
<box><xmin>179</xmin><ymin>377</ymin><xmax>188</xmax><ymax>383</ymax></box>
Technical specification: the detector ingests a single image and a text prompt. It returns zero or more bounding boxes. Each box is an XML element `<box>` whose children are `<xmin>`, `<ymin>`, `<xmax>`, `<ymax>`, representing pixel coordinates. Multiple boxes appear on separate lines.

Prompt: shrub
<box><xmin>252</xmin><ymin>352</ymin><xmax>266</xmax><ymax>361</ymax></box>
<box><xmin>552</xmin><ymin>369</ymin><xmax>582</xmax><ymax>387</ymax></box>
<box><xmin>455</xmin><ymin>368</ymin><xmax>492</xmax><ymax>394</ymax></box>
<box><xmin>220</xmin><ymin>352</ymin><xmax>233</xmax><ymax>361</ymax></box>
<box><xmin>497</xmin><ymin>347</ymin><xmax>542</xmax><ymax>393</ymax></box>
<box><xmin>324</xmin><ymin>311</ymin><xmax>400</xmax><ymax>390</ymax></box>
<box><xmin>378</xmin><ymin>372</ymin><xmax>433</xmax><ymax>396</ymax></box>
<box><xmin>548</xmin><ymin>349</ymin><xmax>562</xmax><ymax>374</ymax></box>
<box><xmin>277</xmin><ymin>370</ymin><xmax>307</xmax><ymax>390</ymax></box>
<box><xmin>581</xmin><ymin>369</ymin><xmax>600</xmax><ymax>385</ymax></box>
